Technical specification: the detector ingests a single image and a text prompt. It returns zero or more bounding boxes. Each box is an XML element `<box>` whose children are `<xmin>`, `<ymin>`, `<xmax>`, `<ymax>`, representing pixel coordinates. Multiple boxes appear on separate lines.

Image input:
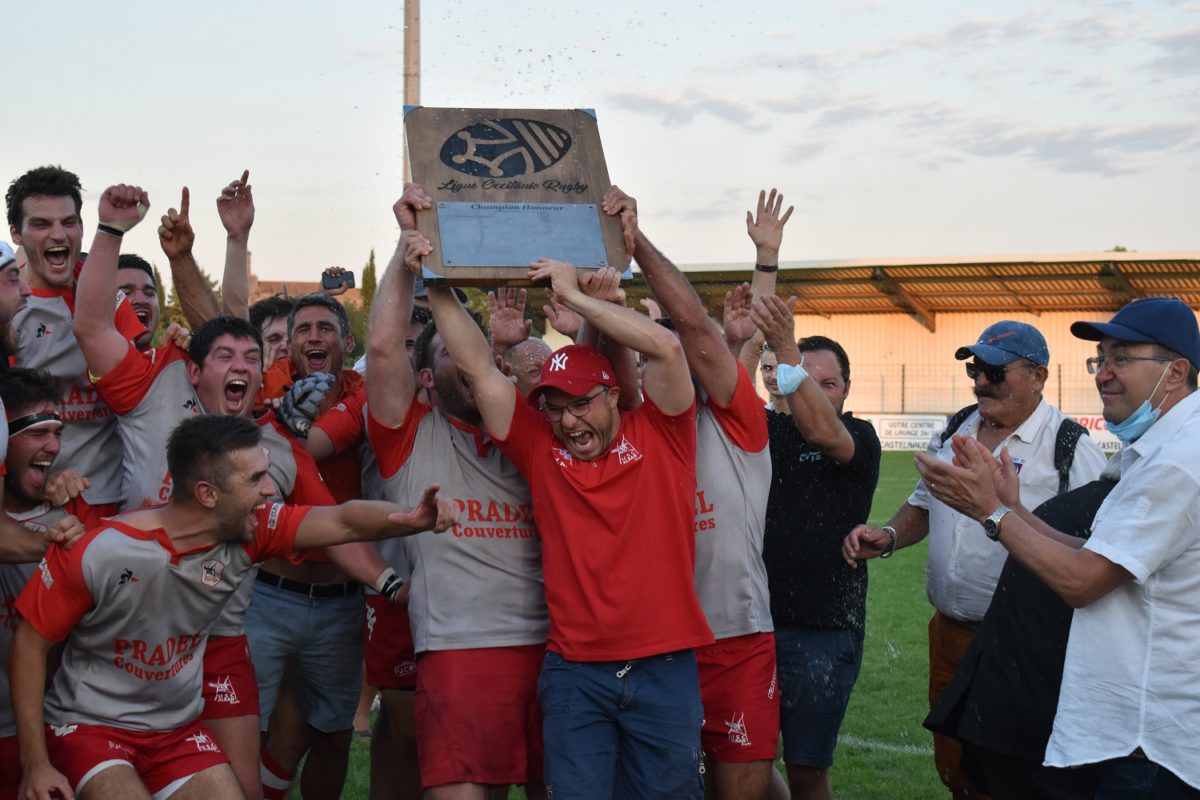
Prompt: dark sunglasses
<box><xmin>965</xmin><ymin>361</ymin><xmax>1015</xmax><ymax>383</ymax></box>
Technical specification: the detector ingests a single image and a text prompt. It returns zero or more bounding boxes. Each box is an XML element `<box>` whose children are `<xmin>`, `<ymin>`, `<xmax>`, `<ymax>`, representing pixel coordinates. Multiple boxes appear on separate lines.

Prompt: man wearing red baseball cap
<box><xmin>423</xmin><ymin>254</ymin><xmax>712</xmax><ymax>800</ymax></box>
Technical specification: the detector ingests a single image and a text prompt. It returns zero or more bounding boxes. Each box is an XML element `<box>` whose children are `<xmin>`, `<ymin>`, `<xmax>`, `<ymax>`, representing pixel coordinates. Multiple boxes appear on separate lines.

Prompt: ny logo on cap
<box><xmin>550</xmin><ymin>353</ymin><xmax>569</xmax><ymax>372</ymax></box>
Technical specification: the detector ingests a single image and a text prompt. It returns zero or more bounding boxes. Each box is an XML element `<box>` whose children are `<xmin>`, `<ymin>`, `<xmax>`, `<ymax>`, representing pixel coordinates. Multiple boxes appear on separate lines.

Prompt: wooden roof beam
<box><xmin>1097</xmin><ymin>262</ymin><xmax>1143</xmax><ymax>303</ymax></box>
<box><xmin>871</xmin><ymin>267</ymin><xmax>937</xmax><ymax>332</ymax></box>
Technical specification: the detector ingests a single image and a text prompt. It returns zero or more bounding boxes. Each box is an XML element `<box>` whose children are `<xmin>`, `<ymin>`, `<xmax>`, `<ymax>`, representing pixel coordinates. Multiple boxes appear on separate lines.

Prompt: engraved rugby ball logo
<box><xmin>440</xmin><ymin>119</ymin><xmax>572</xmax><ymax>178</ymax></box>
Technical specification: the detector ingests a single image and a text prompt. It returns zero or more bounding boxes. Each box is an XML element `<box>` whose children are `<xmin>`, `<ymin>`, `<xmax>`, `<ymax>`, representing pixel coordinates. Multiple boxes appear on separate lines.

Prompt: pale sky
<box><xmin>5</xmin><ymin>0</ymin><xmax>1197</xmax><ymax>291</ymax></box>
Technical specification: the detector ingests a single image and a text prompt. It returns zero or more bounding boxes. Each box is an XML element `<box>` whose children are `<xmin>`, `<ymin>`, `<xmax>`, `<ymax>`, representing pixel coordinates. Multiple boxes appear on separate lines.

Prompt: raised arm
<box><xmin>488</xmin><ymin>287</ymin><xmax>533</xmax><ymax>358</ymax></box>
<box><xmin>218</xmin><ymin>170</ymin><xmax>254</xmax><ymax>319</ymax></box>
<box><xmin>529</xmin><ymin>259</ymin><xmax>693</xmax><ymax>414</ymax></box>
<box><xmin>604</xmin><ymin>186</ymin><xmax>738</xmax><ymax>405</ymax></box>
<box><xmin>74</xmin><ymin>184</ymin><xmax>150</xmax><ymax>378</ymax></box>
<box><xmin>365</xmin><ymin>186</ymin><xmax>430</xmax><ymax>428</ymax></box>
<box><xmin>752</xmin><ymin>293</ymin><xmax>855</xmax><ymax>462</ymax></box>
<box><xmin>426</xmin><ymin>282</ymin><xmax>519</xmax><ymax>439</ymax></box>
<box><xmin>747</xmin><ymin>188</ymin><xmax>792</xmax><ymax>296</ymax></box>
<box><xmin>293</xmin><ymin>485</ymin><xmax>457</xmax><ymax>549</ymax></box>
<box><xmin>158</xmin><ymin>187</ymin><xmax>221</xmax><ymax>327</ymax></box>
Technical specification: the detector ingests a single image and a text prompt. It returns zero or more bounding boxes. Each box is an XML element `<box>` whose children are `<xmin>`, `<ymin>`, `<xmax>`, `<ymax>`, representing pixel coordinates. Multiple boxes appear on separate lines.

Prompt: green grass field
<box><xmin>331</xmin><ymin>451</ymin><xmax>942</xmax><ymax>799</ymax></box>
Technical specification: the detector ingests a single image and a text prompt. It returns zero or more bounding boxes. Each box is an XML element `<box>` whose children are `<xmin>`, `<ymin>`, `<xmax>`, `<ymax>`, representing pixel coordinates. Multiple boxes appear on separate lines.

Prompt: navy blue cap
<box><xmin>1071</xmin><ymin>297</ymin><xmax>1200</xmax><ymax>370</ymax></box>
<box><xmin>955</xmin><ymin>320</ymin><xmax>1049</xmax><ymax>366</ymax></box>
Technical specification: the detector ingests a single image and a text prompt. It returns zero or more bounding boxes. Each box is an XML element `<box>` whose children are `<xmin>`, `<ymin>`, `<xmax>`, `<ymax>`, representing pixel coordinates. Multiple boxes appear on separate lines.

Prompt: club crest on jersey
<box><xmin>117</xmin><ymin>568</ymin><xmax>139</xmax><ymax>587</ymax></box>
<box><xmin>183</xmin><ymin>398</ymin><xmax>199</xmax><ymax>413</ymax></box>
<box><xmin>612</xmin><ymin>436</ymin><xmax>642</xmax><ymax>465</ymax></box>
<box><xmin>35</xmin><ymin>322</ymin><xmax>52</xmax><ymax>338</ymax></box>
<box><xmin>201</xmin><ymin>559</ymin><xmax>225</xmax><ymax>588</ymax></box>
<box><xmin>553</xmin><ymin>446</ymin><xmax>574</xmax><ymax>468</ymax></box>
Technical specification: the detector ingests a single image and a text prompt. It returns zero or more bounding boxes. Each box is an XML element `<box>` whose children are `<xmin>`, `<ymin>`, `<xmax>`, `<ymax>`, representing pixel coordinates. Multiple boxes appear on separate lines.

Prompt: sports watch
<box><xmin>981</xmin><ymin>506</ymin><xmax>1012</xmax><ymax>541</ymax></box>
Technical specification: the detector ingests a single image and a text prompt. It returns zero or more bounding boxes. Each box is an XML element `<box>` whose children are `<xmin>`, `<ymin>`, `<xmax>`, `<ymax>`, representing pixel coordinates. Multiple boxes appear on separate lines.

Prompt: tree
<box><xmin>344</xmin><ymin>299</ymin><xmax>368</xmax><ymax>362</ymax></box>
<box><xmin>362</xmin><ymin>249</ymin><xmax>378</xmax><ymax>310</ymax></box>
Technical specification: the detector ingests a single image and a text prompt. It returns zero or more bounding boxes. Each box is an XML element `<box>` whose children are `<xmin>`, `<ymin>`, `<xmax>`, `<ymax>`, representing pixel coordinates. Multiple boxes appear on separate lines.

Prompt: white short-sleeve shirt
<box><xmin>1045</xmin><ymin>389</ymin><xmax>1200</xmax><ymax>788</ymax></box>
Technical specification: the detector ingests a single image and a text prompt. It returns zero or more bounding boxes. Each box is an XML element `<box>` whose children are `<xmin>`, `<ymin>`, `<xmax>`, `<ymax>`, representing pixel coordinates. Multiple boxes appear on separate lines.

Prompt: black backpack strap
<box><xmin>939</xmin><ymin>404</ymin><xmax>980</xmax><ymax>447</ymax></box>
<box><xmin>1054</xmin><ymin>418</ymin><xmax>1088</xmax><ymax>495</ymax></box>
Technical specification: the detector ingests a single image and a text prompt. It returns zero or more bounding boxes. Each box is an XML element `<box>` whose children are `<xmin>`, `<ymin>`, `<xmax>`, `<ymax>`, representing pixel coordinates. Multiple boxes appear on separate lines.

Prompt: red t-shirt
<box><xmin>495</xmin><ymin>395</ymin><xmax>713</xmax><ymax>661</ymax></box>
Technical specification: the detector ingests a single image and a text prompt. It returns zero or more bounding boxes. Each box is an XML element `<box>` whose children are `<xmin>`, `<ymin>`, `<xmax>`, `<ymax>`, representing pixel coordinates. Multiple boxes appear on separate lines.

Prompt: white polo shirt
<box><xmin>1045</xmin><ymin>389</ymin><xmax>1200</xmax><ymax>789</ymax></box>
<box><xmin>909</xmin><ymin>398</ymin><xmax>1107</xmax><ymax>622</ymax></box>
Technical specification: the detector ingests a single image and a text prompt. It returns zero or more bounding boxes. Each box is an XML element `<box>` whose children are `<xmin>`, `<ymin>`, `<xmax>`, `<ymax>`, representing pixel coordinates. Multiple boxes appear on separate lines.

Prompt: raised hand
<box><xmin>158</xmin><ymin>187</ymin><xmax>195</xmax><ymax>260</ymax></box>
<box><xmin>723</xmin><ymin>283</ymin><xmax>757</xmax><ymax>346</ymax></box>
<box><xmin>601</xmin><ymin>184</ymin><xmax>638</xmax><ymax>262</ymax></box>
<box><xmin>528</xmin><ymin>259</ymin><xmax>582</xmax><ymax>302</ymax></box>
<box><xmin>393</xmin><ymin>183</ymin><xmax>434</xmax><ymax>230</ymax></box>
<box><xmin>488</xmin><ymin>287</ymin><xmax>533</xmax><ymax>351</ymax></box>
<box><xmin>216</xmin><ymin>170</ymin><xmax>254</xmax><ymax>240</ymax></box>
<box><xmin>98</xmin><ymin>184</ymin><xmax>150</xmax><ymax>233</ymax></box>
<box><xmin>321</xmin><ymin>266</ymin><xmax>351</xmax><ymax>297</ymax></box>
<box><xmin>542</xmin><ymin>292</ymin><xmax>582</xmax><ymax>339</ymax></box>
<box><xmin>401</xmin><ymin>230</ymin><xmax>433</xmax><ymax>274</ymax></box>
<box><xmin>746</xmin><ymin>188</ymin><xmax>794</xmax><ymax>262</ymax></box>
<box><xmin>578</xmin><ymin>267</ymin><xmax>625</xmax><ymax>304</ymax></box>
<box><xmin>165</xmin><ymin>322</ymin><xmax>192</xmax><ymax>352</ymax></box>
<box><xmin>750</xmin><ymin>293</ymin><xmax>799</xmax><ymax>354</ymax></box>
<box><xmin>639</xmin><ymin>298</ymin><xmax>664</xmax><ymax>321</ymax></box>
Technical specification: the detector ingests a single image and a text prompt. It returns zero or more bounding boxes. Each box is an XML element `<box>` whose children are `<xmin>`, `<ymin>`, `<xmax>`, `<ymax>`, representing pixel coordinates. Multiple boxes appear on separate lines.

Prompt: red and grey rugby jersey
<box><xmin>16</xmin><ymin>502</ymin><xmax>310</xmax><ymax>732</ymax></box>
<box><xmin>0</xmin><ymin>500</ymin><xmax>102</xmax><ymax>737</ymax></box>
<box><xmin>13</xmin><ymin>264</ymin><xmax>145</xmax><ymax>506</ymax></box>
<box><xmin>92</xmin><ymin>340</ymin><xmax>202</xmax><ymax>511</ymax></box>
<box><xmin>367</xmin><ymin>400</ymin><xmax>547</xmax><ymax>653</ymax></box>
<box><xmin>693</xmin><ymin>365</ymin><xmax>774</xmax><ymax>639</ymax></box>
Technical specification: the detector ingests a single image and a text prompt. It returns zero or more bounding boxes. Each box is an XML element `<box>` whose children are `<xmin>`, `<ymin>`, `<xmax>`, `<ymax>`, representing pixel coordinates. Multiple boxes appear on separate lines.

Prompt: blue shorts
<box><xmin>775</xmin><ymin>627</ymin><xmax>863</xmax><ymax>768</ymax></box>
<box><xmin>243</xmin><ymin>580</ymin><xmax>364</xmax><ymax>733</ymax></box>
<box><xmin>538</xmin><ymin>649</ymin><xmax>704</xmax><ymax>799</ymax></box>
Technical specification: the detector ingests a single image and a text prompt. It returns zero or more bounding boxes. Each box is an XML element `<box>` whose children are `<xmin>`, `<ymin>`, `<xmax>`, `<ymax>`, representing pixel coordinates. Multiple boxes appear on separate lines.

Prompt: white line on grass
<box><xmin>838</xmin><ymin>734</ymin><xmax>934</xmax><ymax>756</ymax></box>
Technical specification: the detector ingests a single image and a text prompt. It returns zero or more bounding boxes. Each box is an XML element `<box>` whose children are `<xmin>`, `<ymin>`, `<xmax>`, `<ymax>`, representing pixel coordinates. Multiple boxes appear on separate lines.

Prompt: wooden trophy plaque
<box><xmin>404</xmin><ymin>107</ymin><xmax>631</xmax><ymax>286</ymax></box>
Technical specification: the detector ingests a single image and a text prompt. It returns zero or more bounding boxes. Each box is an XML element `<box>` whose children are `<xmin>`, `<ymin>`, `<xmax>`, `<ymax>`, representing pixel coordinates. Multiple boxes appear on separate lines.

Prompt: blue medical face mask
<box><xmin>1106</xmin><ymin>363</ymin><xmax>1172</xmax><ymax>445</ymax></box>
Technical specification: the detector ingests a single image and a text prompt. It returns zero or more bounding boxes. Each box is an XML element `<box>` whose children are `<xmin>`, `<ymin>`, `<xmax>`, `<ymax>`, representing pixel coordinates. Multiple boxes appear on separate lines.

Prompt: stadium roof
<box><xmin>622</xmin><ymin>251</ymin><xmax>1200</xmax><ymax>333</ymax></box>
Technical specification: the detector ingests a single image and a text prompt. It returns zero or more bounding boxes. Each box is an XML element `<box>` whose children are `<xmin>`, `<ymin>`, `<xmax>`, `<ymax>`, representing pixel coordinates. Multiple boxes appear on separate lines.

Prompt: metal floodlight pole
<box><xmin>403</xmin><ymin>0</ymin><xmax>420</xmax><ymax>184</ymax></box>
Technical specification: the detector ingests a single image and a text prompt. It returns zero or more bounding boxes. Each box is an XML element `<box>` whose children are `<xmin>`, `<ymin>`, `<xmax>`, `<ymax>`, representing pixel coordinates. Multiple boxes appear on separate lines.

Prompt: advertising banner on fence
<box><xmin>861</xmin><ymin>412</ymin><xmax>1121</xmax><ymax>454</ymax></box>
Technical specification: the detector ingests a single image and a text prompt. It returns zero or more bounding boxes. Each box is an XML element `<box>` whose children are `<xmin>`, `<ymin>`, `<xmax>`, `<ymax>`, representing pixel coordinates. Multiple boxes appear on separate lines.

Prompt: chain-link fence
<box><xmin>852</xmin><ymin>363</ymin><xmax>1100</xmax><ymax>415</ymax></box>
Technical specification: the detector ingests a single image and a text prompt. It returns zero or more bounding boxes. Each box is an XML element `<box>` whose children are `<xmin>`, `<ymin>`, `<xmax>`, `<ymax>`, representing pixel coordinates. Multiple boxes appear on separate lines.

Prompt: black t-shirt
<box><xmin>924</xmin><ymin>478</ymin><xmax>1118</xmax><ymax>762</ymax></box>
<box><xmin>762</xmin><ymin>409</ymin><xmax>881</xmax><ymax>635</ymax></box>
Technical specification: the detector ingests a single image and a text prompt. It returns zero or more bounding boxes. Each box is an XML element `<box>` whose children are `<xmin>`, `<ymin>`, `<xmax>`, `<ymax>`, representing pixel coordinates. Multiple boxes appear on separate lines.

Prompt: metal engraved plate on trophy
<box><xmin>404</xmin><ymin>107</ymin><xmax>631</xmax><ymax>286</ymax></box>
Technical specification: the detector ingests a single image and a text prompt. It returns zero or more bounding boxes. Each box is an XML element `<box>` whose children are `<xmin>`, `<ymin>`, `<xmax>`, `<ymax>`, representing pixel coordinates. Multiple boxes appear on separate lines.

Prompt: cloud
<box><xmin>1147</xmin><ymin>29</ymin><xmax>1200</xmax><ymax>75</ymax></box>
<box><xmin>605</xmin><ymin>90</ymin><xmax>757</xmax><ymax>128</ymax></box>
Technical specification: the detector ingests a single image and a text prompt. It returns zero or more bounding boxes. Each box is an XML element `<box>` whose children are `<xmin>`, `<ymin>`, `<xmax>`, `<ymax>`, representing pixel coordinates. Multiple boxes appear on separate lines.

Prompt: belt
<box><xmin>256</xmin><ymin>570</ymin><xmax>361</xmax><ymax>599</ymax></box>
<box><xmin>937</xmin><ymin>611</ymin><xmax>982</xmax><ymax>633</ymax></box>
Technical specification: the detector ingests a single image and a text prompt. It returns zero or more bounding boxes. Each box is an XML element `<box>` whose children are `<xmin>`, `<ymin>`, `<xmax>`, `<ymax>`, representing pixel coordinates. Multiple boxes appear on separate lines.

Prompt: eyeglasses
<box><xmin>964</xmin><ymin>361</ymin><xmax>1022</xmax><ymax>383</ymax></box>
<box><xmin>760</xmin><ymin>363</ymin><xmax>776</xmax><ymax>374</ymax></box>
<box><xmin>540</xmin><ymin>387</ymin><xmax>610</xmax><ymax>422</ymax></box>
<box><xmin>1085</xmin><ymin>354</ymin><xmax>1171</xmax><ymax>374</ymax></box>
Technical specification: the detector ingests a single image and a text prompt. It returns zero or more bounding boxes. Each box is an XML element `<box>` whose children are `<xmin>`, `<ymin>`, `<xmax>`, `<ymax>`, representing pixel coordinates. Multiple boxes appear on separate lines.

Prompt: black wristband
<box><xmin>381</xmin><ymin>574</ymin><xmax>405</xmax><ymax>600</ymax></box>
<box><xmin>754</xmin><ymin>263</ymin><xmax>778</xmax><ymax>273</ymax></box>
<box><xmin>97</xmin><ymin>224</ymin><xmax>124</xmax><ymax>239</ymax></box>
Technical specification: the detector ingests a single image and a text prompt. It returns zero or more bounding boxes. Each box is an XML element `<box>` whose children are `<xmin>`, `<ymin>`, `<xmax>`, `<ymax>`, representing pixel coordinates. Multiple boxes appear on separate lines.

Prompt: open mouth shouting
<box><xmin>303</xmin><ymin>347</ymin><xmax>329</xmax><ymax>373</ymax></box>
<box><xmin>28</xmin><ymin>458</ymin><xmax>53</xmax><ymax>488</ymax></box>
<box><xmin>224</xmin><ymin>377</ymin><xmax>251</xmax><ymax>413</ymax></box>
